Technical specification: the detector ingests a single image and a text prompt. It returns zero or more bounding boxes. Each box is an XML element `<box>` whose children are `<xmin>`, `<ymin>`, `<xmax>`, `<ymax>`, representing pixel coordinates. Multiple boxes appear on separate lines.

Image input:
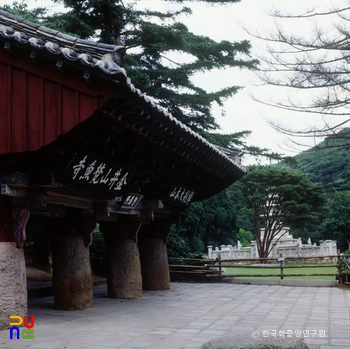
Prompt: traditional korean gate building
<box><xmin>0</xmin><ymin>10</ymin><xmax>246</xmax><ymax>329</ymax></box>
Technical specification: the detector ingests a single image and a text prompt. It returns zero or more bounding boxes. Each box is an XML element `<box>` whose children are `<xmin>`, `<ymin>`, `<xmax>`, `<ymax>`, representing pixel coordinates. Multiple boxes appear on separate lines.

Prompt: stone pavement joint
<box><xmin>0</xmin><ymin>282</ymin><xmax>349</xmax><ymax>349</ymax></box>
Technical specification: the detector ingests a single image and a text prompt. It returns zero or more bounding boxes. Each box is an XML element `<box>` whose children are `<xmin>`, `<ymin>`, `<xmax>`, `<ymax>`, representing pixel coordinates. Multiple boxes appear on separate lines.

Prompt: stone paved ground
<box><xmin>0</xmin><ymin>282</ymin><xmax>349</xmax><ymax>349</ymax></box>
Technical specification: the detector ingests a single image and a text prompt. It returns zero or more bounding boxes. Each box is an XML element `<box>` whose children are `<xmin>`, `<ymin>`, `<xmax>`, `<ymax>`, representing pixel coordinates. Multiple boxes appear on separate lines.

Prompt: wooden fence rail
<box><xmin>168</xmin><ymin>252</ymin><xmax>350</xmax><ymax>284</ymax></box>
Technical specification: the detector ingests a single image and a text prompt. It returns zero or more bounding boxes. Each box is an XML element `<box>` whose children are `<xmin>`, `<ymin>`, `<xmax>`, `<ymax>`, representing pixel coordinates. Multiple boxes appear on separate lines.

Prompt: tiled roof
<box><xmin>0</xmin><ymin>9</ymin><xmax>246</xmax><ymax>175</ymax></box>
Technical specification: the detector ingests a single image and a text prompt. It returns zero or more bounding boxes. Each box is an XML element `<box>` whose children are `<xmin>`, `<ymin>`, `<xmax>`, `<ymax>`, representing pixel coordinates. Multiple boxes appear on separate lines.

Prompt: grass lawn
<box><xmin>225</xmin><ymin>264</ymin><xmax>338</xmax><ymax>280</ymax></box>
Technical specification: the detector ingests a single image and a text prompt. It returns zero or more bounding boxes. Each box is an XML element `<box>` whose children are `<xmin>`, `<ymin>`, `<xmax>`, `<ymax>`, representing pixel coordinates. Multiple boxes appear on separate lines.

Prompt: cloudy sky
<box><xmin>2</xmin><ymin>0</ymin><xmax>349</xmax><ymax>163</ymax></box>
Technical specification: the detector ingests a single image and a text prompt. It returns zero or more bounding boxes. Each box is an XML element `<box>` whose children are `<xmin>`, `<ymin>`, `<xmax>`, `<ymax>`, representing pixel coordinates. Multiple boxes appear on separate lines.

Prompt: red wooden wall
<box><xmin>0</xmin><ymin>61</ymin><xmax>106</xmax><ymax>154</ymax></box>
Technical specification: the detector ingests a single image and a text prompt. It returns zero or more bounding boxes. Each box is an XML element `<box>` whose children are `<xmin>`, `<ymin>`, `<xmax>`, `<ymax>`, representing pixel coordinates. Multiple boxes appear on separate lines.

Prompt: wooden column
<box><xmin>138</xmin><ymin>220</ymin><xmax>171</xmax><ymax>291</ymax></box>
<box><xmin>52</xmin><ymin>217</ymin><xmax>95</xmax><ymax>310</ymax></box>
<box><xmin>100</xmin><ymin>219</ymin><xmax>143</xmax><ymax>299</ymax></box>
<box><xmin>0</xmin><ymin>196</ymin><xmax>28</xmax><ymax>330</ymax></box>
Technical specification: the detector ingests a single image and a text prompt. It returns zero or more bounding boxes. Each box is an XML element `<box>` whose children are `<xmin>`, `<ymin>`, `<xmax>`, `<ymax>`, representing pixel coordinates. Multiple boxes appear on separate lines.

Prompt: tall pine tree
<box><xmin>50</xmin><ymin>1</ymin><xmax>258</xmax><ymax>135</ymax></box>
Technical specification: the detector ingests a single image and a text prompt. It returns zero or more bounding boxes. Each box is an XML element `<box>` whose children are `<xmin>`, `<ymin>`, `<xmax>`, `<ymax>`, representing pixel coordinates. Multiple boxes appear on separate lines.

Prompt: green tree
<box><xmin>168</xmin><ymin>200</ymin><xmax>206</xmax><ymax>257</ymax></box>
<box><xmin>200</xmin><ymin>189</ymin><xmax>238</xmax><ymax>248</ymax></box>
<box><xmin>167</xmin><ymin>189</ymin><xmax>238</xmax><ymax>257</ymax></box>
<box><xmin>236</xmin><ymin>228</ymin><xmax>253</xmax><ymax>247</ymax></box>
<box><xmin>232</xmin><ymin>166</ymin><xmax>326</xmax><ymax>259</ymax></box>
<box><xmin>1</xmin><ymin>1</ymin><xmax>47</xmax><ymax>21</ymax></box>
<box><xmin>322</xmin><ymin>191</ymin><xmax>350</xmax><ymax>251</ymax></box>
<box><xmin>291</xmin><ymin>128</ymin><xmax>350</xmax><ymax>195</ymax></box>
<box><xmin>55</xmin><ymin>0</ymin><xmax>258</xmax><ymax>137</ymax></box>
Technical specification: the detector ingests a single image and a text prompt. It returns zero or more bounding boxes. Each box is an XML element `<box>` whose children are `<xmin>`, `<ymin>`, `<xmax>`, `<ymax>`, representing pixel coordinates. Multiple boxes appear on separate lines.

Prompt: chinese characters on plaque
<box><xmin>64</xmin><ymin>154</ymin><xmax>131</xmax><ymax>196</ymax></box>
<box><xmin>166</xmin><ymin>184</ymin><xmax>195</xmax><ymax>207</ymax></box>
<box><xmin>121</xmin><ymin>194</ymin><xmax>143</xmax><ymax>209</ymax></box>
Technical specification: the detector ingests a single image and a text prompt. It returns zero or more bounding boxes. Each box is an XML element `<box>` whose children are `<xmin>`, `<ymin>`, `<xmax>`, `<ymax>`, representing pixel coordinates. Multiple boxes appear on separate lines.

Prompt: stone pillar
<box><xmin>100</xmin><ymin>220</ymin><xmax>142</xmax><ymax>299</ymax></box>
<box><xmin>326</xmin><ymin>240</ymin><xmax>333</xmax><ymax>255</ymax></box>
<box><xmin>0</xmin><ymin>243</ymin><xmax>27</xmax><ymax>330</ymax></box>
<box><xmin>319</xmin><ymin>240</ymin><xmax>325</xmax><ymax>255</ymax></box>
<box><xmin>207</xmin><ymin>245</ymin><xmax>213</xmax><ymax>259</ymax></box>
<box><xmin>250</xmin><ymin>242</ymin><xmax>257</xmax><ymax>258</ymax></box>
<box><xmin>0</xmin><ymin>196</ymin><xmax>27</xmax><ymax>330</ymax></box>
<box><xmin>138</xmin><ymin>221</ymin><xmax>170</xmax><ymax>291</ymax></box>
<box><xmin>52</xmin><ymin>217</ymin><xmax>95</xmax><ymax>310</ymax></box>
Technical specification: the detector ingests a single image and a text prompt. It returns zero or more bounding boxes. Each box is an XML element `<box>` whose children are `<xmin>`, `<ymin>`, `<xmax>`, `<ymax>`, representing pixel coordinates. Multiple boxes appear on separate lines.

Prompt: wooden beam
<box><xmin>46</xmin><ymin>191</ymin><xmax>94</xmax><ymax>211</ymax></box>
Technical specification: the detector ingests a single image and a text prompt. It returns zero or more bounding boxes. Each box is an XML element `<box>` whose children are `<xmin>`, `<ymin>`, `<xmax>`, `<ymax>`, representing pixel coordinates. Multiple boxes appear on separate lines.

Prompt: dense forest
<box><xmin>291</xmin><ymin>128</ymin><xmax>350</xmax><ymax>195</ymax></box>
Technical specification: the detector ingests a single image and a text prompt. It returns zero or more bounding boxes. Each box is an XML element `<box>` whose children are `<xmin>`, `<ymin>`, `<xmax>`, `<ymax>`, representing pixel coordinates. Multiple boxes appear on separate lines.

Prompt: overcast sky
<box><xmin>2</xmin><ymin>0</ymin><xmax>349</xmax><ymax>164</ymax></box>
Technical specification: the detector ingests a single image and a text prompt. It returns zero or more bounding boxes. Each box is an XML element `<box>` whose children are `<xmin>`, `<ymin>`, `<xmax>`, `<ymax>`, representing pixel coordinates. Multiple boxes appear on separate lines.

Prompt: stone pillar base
<box><xmin>138</xmin><ymin>238</ymin><xmax>170</xmax><ymax>290</ymax></box>
<box><xmin>0</xmin><ymin>243</ymin><xmax>27</xmax><ymax>330</ymax></box>
<box><xmin>107</xmin><ymin>239</ymin><xmax>142</xmax><ymax>299</ymax></box>
<box><xmin>53</xmin><ymin>235</ymin><xmax>93</xmax><ymax>310</ymax></box>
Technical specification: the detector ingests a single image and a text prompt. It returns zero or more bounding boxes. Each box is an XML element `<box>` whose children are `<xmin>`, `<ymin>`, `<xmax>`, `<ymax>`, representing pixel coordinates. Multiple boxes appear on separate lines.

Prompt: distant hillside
<box><xmin>293</xmin><ymin>128</ymin><xmax>350</xmax><ymax>195</ymax></box>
